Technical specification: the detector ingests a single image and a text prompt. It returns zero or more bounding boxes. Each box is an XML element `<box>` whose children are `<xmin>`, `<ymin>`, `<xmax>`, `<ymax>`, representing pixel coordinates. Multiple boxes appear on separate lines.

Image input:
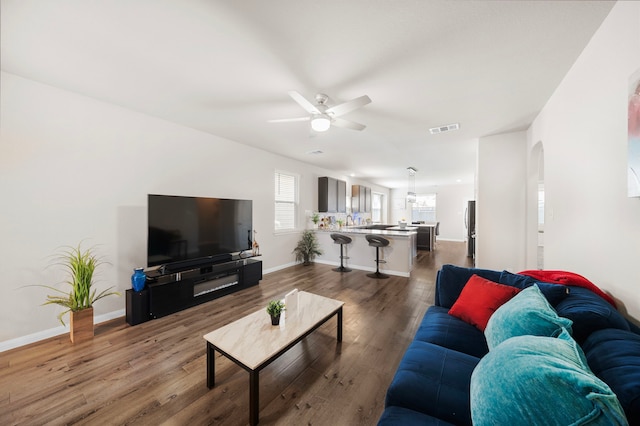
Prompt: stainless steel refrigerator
<box><xmin>465</xmin><ymin>200</ymin><xmax>476</xmax><ymax>258</ymax></box>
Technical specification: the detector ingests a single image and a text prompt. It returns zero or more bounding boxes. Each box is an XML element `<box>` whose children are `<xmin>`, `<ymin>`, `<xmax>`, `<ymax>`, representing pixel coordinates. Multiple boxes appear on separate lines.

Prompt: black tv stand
<box><xmin>126</xmin><ymin>255</ymin><xmax>262</xmax><ymax>325</ymax></box>
<box><xmin>155</xmin><ymin>254</ymin><xmax>233</xmax><ymax>275</ymax></box>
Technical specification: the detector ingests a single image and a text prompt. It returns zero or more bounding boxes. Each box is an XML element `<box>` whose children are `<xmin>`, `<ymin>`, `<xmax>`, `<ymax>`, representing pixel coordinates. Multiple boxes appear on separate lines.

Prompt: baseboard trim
<box><xmin>314</xmin><ymin>259</ymin><xmax>410</xmax><ymax>277</ymax></box>
<box><xmin>0</xmin><ymin>309</ymin><xmax>125</xmax><ymax>353</ymax></box>
<box><xmin>263</xmin><ymin>262</ymin><xmax>296</xmax><ymax>275</ymax></box>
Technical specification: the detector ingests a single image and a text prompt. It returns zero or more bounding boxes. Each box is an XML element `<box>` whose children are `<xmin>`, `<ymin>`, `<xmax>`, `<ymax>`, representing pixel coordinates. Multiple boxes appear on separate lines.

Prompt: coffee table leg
<box><xmin>337</xmin><ymin>307</ymin><xmax>343</xmax><ymax>342</ymax></box>
<box><xmin>207</xmin><ymin>342</ymin><xmax>215</xmax><ymax>389</ymax></box>
<box><xmin>249</xmin><ymin>369</ymin><xmax>259</xmax><ymax>425</ymax></box>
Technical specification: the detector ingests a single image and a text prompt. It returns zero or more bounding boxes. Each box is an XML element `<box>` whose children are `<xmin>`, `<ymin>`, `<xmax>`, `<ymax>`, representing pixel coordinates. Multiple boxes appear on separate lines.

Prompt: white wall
<box><xmin>435</xmin><ymin>183</ymin><xmax>475</xmax><ymax>241</ymax></box>
<box><xmin>389</xmin><ymin>183</ymin><xmax>474</xmax><ymax>241</ymax></box>
<box><xmin>0</xmin><ymin>72</ymin><xmax>389</xmax><ymax>347</ymax></box>
<box><xmin>527</xmin><ymin>2</ymin><xmax>640</xmax><ymax>321</ymax></box>
<box><xmin>476</xmin><ymin>131</ymin><xmax>527</xmax><ymax>272</ymax></box>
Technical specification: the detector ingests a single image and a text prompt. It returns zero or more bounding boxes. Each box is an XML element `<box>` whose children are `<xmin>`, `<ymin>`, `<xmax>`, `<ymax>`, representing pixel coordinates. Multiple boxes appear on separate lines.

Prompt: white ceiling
<box><xmin>1</xmin><ymin>0</ymin><xmax>615</xmax><ymax>189</ymax></box>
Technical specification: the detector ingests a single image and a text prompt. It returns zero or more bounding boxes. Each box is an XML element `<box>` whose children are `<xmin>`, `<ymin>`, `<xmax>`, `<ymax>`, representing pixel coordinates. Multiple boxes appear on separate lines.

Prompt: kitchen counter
<box><xmin>385</xmin><ymin>226</ymin><xmax>419</xmax><ymax>232</ymax></box>
<box><xmin>315</xmin><ymin>226</ymin><xmax>417</xmax><ymax>237</ymax></box>
<box><xmin>314</xmin><ymin>228</ymin><xmax>417</xmax><ymax>277</ymax></box>
<box><xmin>412</xmin><ymin>223</ymin><xmax>437</xmax><ymax>251</ymax></box>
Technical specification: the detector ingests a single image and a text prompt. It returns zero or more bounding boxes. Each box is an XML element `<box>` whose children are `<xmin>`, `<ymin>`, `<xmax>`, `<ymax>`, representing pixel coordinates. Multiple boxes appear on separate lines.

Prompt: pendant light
<box><xmin>407</xmin><ymin>167</ymin><xmax>417</xmax><ymax>203</ymax></box>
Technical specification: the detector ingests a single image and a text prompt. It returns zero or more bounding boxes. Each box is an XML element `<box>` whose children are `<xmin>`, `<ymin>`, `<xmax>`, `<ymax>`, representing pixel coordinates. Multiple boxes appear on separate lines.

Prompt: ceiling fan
<box><xmin>269</xmin><ymin>91</ymin><xmax>371</xmax><ymax>132</ymax></box>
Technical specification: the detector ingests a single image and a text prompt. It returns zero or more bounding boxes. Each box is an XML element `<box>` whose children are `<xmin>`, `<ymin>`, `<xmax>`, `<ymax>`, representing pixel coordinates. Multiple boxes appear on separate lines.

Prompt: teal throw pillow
<box><xmin>470</xmin><ymin>330</ymin><xmax>629</xmax><ymax>426</ymax></box>
<box><xmin>485</xmin><ymin>284</ymin><xmax>573</xmax><ymax>350</ymax></box>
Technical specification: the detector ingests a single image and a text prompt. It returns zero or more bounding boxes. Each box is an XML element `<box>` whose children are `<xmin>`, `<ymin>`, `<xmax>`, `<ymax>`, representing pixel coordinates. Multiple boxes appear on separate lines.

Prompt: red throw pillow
<box><xmin>448</xmin><ymin>275</ymin><xmax>521</xmax><ymax>331</ymax></box>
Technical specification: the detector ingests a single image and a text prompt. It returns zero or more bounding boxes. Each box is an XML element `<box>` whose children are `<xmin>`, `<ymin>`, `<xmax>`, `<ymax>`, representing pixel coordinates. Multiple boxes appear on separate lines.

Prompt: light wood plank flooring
<box><xmin>1</xmin><ymin>241</ymin><xmax>472</xmax><ymax>426</ymax></box>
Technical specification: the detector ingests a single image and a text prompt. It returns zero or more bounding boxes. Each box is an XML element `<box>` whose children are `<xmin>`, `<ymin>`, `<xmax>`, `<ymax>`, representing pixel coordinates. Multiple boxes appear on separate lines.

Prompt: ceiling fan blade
<box><xmin>325</xmin><ymin>95</ymin><xmax>371</xmax><ymax>117</ymax></box>
<box><xmin>332</xmin><ymin>117</ymin><xmax>366</xmax><ymax>131</ymax></box>
<box><xmin>288</xmin><ymin>91</ymin><xmax>320</xmax><ymax>114</ymax></box>
<box><xmin>267</xmin><ymin>117</ymin><xmax>310</xmax><ymax>123</ymax></box>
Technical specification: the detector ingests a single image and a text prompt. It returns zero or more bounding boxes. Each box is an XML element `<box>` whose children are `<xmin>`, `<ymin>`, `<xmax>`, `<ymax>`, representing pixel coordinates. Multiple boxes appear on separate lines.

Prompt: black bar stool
<box><xmin>365</xmin><ymin>234</ymin><xmax>389</xmax><ymax>279</ymax></box>
<box><xmin>330</xmin><ymin>233</ymin><xmax>352</xmax><ymax>272</ymax></box>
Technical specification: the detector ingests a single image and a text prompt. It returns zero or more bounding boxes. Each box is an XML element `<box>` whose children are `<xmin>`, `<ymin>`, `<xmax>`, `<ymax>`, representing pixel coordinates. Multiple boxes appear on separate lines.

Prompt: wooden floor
<box><xmin>0</xmin><ymin>241</ymin><xmax>472</xmax><ymax>426</ymax></box>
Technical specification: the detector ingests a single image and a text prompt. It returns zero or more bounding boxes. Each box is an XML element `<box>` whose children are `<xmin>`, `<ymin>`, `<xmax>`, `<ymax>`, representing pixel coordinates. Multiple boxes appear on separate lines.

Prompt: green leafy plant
<box><xmin>266</xmin><ymin>299</ymin><xmax>285</xmax><ymax>317</ymax></box>
<box><xmin>292</xmin><ymin>230</ymin><xmax>323</xmax><ymax>265</ymax></box>
<box><xmin>311</xmin><ymin>213</ymin><xmax>320</xmax><ymax>224</ymax></box>
<box><xmin>37</xmin><ymin>243</ymin><xmax>120</xmax><ymax>325</ymax></box>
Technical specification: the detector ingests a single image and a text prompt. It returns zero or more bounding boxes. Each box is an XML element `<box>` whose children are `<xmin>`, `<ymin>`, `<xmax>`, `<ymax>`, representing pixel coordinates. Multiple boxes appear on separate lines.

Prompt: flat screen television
<box><xmin>147</xmin><ymin>194</ymin><xmax>253</xmax><ymax>267</ymax></box>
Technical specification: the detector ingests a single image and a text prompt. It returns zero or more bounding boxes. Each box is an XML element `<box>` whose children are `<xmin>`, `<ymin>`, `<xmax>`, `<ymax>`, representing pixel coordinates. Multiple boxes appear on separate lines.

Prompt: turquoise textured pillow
<box><xmin>470</xmin><ymin>330</ymin><xmax>629</xmax><ymax>426</ymax></box>
<box><xmin>485</xmin><ymin>284</ymin><xmax>573</xmax><ymax>350</ymax></box>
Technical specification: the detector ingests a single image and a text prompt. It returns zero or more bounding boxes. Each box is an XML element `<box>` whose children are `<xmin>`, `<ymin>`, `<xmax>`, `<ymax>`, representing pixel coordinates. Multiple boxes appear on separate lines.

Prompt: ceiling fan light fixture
<box><xmin>275</xmin><ymin>91</ymin><xmax>370</xmax><ymax>132</ymax></box>
<box><xmin>311</xmin><ymin>114</ymin><xmax>331</xmax><ymax>132</ymax></box>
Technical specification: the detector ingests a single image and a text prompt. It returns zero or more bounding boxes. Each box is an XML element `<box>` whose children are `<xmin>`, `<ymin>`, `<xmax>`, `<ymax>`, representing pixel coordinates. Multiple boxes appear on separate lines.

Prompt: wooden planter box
<box><xmin>70</xmin><ymin>307</ymin><xmax>94</xmax><ymax>343</ymax></box>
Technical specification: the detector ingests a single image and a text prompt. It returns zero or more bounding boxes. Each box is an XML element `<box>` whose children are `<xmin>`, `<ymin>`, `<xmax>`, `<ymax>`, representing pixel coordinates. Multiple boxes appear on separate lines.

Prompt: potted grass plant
<box><xmin>292</xmin><ymin>230</ymin><xmax>322</xmax><ymax>265</ymax></box>
<box><xmin>38</xmin><ymin>243</ymin><xmax>120</xmax><ymax>343</ymax></box>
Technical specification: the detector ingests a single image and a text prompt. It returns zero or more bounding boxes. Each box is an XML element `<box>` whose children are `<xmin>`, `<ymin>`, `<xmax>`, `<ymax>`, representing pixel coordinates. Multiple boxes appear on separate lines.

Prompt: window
<box><xmin>274</xmin><ymin>171</ymin><xmax>298</xmax><ymax>231</ymax></box>
<box><xmin>371</xmin><ymin>192</ymin><xmax>383</xmax><ymax>223</ymax></box>
<box><xmin>411</xmin><ymin>194</ymin><xmax>436</xmax><ymax>223</ymax></box>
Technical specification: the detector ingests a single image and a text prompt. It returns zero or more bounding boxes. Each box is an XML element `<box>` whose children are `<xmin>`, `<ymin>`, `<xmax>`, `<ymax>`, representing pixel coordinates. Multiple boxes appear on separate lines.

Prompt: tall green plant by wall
<box><xmin>293</xmin><ymin>230</ymin><xmax>323</xmax><ymax>265</ymax></box>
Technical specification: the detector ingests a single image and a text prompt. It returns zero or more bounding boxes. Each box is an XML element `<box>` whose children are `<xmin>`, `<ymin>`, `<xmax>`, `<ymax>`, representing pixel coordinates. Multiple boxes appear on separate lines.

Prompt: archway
<box><xmin>529</xmin><ymin>141</ymin><xmax>545</xmax><ymax>269</ymax></box>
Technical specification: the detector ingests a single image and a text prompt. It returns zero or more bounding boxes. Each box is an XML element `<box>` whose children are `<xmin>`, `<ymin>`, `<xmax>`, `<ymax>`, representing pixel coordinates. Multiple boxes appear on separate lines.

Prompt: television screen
<box><xmin>147</xmin><ymin>194</ymin><xmax>252</xmax><ymax>267</ymax></box>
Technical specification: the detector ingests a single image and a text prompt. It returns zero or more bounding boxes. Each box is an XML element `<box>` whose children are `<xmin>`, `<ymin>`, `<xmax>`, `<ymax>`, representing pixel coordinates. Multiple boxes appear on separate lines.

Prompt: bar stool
<box><xmin>330</xmin><ymin>233</ymin><xmax>352</xmax><ymax>272</ymax></box>
<box><xmin>365</xmin><ymin>234</ymin><xmax>389</xmax><ymax>279</ymax></box>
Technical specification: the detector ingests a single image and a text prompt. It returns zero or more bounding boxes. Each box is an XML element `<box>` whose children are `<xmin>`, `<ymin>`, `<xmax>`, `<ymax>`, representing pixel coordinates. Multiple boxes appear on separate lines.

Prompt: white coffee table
<box><xmin>204</xmin><ymin>291</ymin><xmax>344</xmax><ymax>425</ymax></box>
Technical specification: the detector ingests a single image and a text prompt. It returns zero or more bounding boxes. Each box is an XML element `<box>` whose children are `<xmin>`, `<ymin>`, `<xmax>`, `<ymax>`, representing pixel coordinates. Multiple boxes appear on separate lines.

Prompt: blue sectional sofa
<box><xmin>378</xmin><ymin>264</ymin><xmax>640</xmax><ymax>425</ymax></box>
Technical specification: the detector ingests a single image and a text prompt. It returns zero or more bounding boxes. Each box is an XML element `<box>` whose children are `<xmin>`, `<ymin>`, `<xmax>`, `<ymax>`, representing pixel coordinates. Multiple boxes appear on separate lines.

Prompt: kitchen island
<box><xmin>413</xmin><ymin>223</ymin><xmax>437</xmax><ymax>251</ymax></box>
<box><xmin>313</xmin><ymin>226</ymin><xmax>417</xmax><ymax>277</ymax></box>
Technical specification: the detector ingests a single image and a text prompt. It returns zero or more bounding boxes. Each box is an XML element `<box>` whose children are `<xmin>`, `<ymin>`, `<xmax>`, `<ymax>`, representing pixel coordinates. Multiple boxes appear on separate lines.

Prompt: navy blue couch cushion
<box><xmin>435</xmin><ymin>264</ymin><xmax>502</xmax><ymax>309</ymax></box>
<box><xmin>498</xmin><ymin>270</ymin><xmax>570</xmax><ymax>306</ymax></box>
<box><xmin>377</xmin><ymin>406</ymin><xmax>456</xmax><ymax>426</ymax></box>
<box><xmin>554</xmin><ymin>286</ymin><xmax>630</xmax><ymax>344</ymax></box>
<box><xmin>583</xmin><ymin>329</ymin><xmax>640</xmax><ymax>425</ymax></box>
<box><xmin>415</xmin><ymin>306</ymin><xmax>489</xmax><ymax>358</ymax></box>
<box><xmin>434</xmin><ymin>266</ymin><xmax>567</xmax><ymax>318</ymax></box>
<box><xmin>385</xmin><ymin>340</ymin><xmax>479</xmax><ymax>426</ymax></box>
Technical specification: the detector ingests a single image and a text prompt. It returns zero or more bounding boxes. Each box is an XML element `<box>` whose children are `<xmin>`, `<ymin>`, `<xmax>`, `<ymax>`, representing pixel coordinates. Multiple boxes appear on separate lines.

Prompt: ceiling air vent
<box><xmin>429</xmin><ymin>123</ymin><xmax>459</xmax><ymax>135</ymax></box>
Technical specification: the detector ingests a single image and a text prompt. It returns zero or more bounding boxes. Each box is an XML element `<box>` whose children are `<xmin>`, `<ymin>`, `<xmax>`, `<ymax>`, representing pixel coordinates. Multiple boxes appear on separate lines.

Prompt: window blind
<box><xmin>275</xmin><ymin>171</ymin><xmax>297</xmax><ymax>231</ymax></box>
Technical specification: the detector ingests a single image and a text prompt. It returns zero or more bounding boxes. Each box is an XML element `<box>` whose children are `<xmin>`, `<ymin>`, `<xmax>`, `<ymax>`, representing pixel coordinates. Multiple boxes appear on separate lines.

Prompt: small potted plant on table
<box><xmin>266</xmin><ymin>300</ymin><xmax>285</xmax><ymax>325</ymax></box>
